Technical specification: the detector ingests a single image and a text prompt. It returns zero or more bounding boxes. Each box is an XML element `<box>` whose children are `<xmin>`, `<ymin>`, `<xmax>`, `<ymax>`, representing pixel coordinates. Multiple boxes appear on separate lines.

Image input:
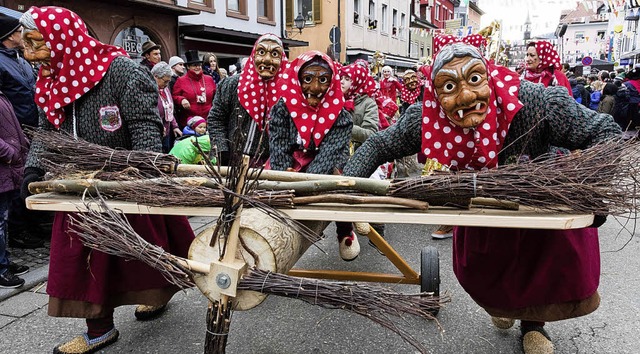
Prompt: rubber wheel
<box><xmin>420</xmin><ymin>246</ymin><xmax>440</xmax><ymax>316</ymax></box>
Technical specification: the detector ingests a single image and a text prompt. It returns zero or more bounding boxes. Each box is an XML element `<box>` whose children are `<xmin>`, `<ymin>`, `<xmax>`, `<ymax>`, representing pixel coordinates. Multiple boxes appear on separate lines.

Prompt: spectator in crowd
<box><xmin>562</xmin><ymin>62</ymin><xmax>575</xmax><ymax>79</ymax></box>
<box><xmin>522</xmin><ymin>40</ymin><xmax>572</xmax><ymax>94</ymax></box>
<box><xmin>398</xmin><ymin>69</ymin><xmax>423</xmax><ymax>114</ymax></box>
<box><xmin>343</xmin><ymin>37</ymin><xmax>620</xmax><ymax>354</ymax></box>
<box><xmin>597</xmin><ymin>82</ymin><xmax>617</xmax><ymax>116</ymax></box>
<box><xmin>139</xmin><ymin>40</ymin><xmax>161</xmax><ymax>71</ymax></box>
<box><xmin>0</xmin><ymin>12</ymin><xmax>45</xmax><ymax>249</ymax></box>
<box><xmin>379</xmin><ymin>65</ymin><xmax>402</xmax><ymax>102</ymax></box>
<box><xmin>599</xmin><ymin>70</ymin><xmax>610</xmax><ymax>83</ymax></box>
<box><xmin>208</xmin><ymin>34</ymin><xmax>288</xmax><ymax>166</ymax></box>
<box><xmin>168</xmin><ymin>55</ymin><xmax>185</xmax><ymax>92</ymax></box>
<box><xmin>0</xmin><ymin>89</ymin><xmax>30</xmax><ymax>289</ymax></box>
<box><xmin>182</xmin><ymin>115</ymin><xmax>207</xmax><ymax>138</ymax></box>
<box><xmin>268</xmin><ymin>51</ymin><xmax>357</xmax><ymax>261</ymax></box>
<box><xmin>172</xmin><ymin>50</ymin><xmax>216</xmax><ymax>129</ymax></box>
<box><xmin>19</xmin><ymin>7</ymin><xmax>195</xmax><ymax>353</ymax></box>
<box><xmin>218</xmin><ymin>67</ymin><xmax>228</xmax><ymax>82</ymax></box>
<box><xmin>151</xmin><ymin>61</ymin><xmax>181</xmax><ymax>153</ymax></box>
<box><xmin>203</xmin><ymin>52</ymin><xmax>221</xmax><ymax>84</ymax></box>
<box><xmin>570</xmin><ymin>77</ymin><xmax>590</xmax><ymax>107</ymax></box>
<box><xmin>228</xmin><ymin>64</ymin><xmax>237</xmax><ymax>76</ymax></box>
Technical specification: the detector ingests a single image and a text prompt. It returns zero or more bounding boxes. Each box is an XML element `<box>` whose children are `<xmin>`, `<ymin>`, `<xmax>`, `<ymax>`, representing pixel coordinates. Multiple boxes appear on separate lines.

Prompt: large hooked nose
<box><xmin>457</xmin><ymin>83</ymin><xmax>477</xmax><ymax>105</ymax></box>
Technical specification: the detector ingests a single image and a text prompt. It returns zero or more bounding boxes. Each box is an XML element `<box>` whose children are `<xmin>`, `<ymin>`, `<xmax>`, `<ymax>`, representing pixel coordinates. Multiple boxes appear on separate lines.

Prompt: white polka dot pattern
<box><xmin>419</xmin><ymin>39</ymin><xmax>524</xmax><ymax>170</ymax></box>
<box><xmin>237</xmin><ymin>33</ymin><xmax>288</xmax><ymax>130</ymax></box>
<box><xmin>31</xmin><ymin>6</ymin><xmax>128</xmax><ymax>129</ymax></box>
<box><xmin>278</xmin><ymin>51</ymin><xmax>344</xmax><ymax>149</ymax></box>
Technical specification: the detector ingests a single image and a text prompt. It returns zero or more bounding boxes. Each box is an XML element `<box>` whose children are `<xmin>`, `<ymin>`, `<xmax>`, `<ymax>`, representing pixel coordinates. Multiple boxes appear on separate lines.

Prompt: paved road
<box><xmin>0</xmin><ymin>218</ymin><xmax>638</xmax><ymax>353</ymax></box>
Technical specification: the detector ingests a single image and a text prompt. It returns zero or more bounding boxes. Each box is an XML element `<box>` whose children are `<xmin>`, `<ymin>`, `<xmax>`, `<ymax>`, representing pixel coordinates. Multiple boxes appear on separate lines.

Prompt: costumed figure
<box><xmin>522</xmin><ymin>40</ymin><xmax>572</xmax><ymax>94</ymax></box>
<box><xmin>172</xmin><ymin>49</ymin><xmax>216</xmax><ymax>129</ymax></box>
<box><xmin>342</xmin><ymin>36</ymin><xmax>621</xmax><ymax>354</ymax></box>
<box><xmin>340</xmin><ymin>63</ymin><xmax>379</xmax><ymax>151</ymax></box>
<box><xmin>208</xmin><ymin>33</ymin><xmax>288</xmax><ymax>166</ymax></box>
<box><xmin>268</xmin><ymin>51</ymin><xmax>358</xmax><ymax>261</ymax></box>
<box><xmin>19</xmin><ymin>7</ymin><xmax>195</xmax><ymax>354</ymax></box>
<box><xmin>398</xmin><ymin>69</ymin><xmax>423</xmax><ymax>115</ymax></box>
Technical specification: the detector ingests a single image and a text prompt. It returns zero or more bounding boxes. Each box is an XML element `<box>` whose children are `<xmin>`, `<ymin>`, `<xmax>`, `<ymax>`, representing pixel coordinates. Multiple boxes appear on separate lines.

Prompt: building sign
<box><xmin>113</xmin><ymin>27</ymin><xmax>154</xmax><ymax>62</ymax></box>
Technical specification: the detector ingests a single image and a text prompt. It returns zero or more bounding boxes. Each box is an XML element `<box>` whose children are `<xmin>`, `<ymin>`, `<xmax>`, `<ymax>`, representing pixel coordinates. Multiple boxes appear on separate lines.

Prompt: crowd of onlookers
<box><xmin>562</xmin><ymin>64</ymin><xmax>640</xmax><ymax>134</ymax></box>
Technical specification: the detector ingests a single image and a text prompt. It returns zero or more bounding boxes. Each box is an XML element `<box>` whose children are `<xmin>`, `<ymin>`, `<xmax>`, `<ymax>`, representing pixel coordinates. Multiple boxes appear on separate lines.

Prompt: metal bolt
<box><xmin>216</xmin><ymin>273</ymin><xmax>231</xmax><ymax>289</ymax></box>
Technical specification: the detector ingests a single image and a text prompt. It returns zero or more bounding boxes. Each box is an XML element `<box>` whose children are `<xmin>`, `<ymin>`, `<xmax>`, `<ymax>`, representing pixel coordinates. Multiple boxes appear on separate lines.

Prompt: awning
<box><xmin>620</xmin><ymin>48</ymin><xmax>640</xmax><ymax>59</ymax></box>
<box><xmin>180</xmin><ymin>24</ymin><xmax>308</xmax><ymax>48</ymax></box>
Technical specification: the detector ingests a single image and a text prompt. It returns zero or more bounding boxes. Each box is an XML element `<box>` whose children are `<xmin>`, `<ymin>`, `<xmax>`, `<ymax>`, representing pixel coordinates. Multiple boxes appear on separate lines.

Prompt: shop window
<box><xmin>258</xmin><ymin>0</ymin><xmax>275</xmax><ymax>24</ymax></box>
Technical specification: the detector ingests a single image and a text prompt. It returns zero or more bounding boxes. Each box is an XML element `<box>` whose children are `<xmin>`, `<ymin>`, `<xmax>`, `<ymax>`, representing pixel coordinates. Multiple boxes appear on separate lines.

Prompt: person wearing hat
<box><xmin>168</xmin><ymin>55</ymin><xmax>185</xmax><ymax>92</ymax></box>
<box><xmin>140</xmin><ymin>40</ymin><xmax>161</xmax><ymax>71</ymax></box>
<box><xmin>171</xmin><ymin>49</ymin><xmax>216</xmax><ymax>129</ymax></box>
<box><xmin>0</xmin><ymin>12</ymin><xmax>46</xmax><ymax>250</ymax></box>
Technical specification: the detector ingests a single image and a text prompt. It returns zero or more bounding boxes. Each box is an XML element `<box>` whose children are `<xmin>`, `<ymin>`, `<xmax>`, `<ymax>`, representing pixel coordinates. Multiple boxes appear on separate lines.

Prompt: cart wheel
<box><xmin>420</xmin><ymin>246</ymin><xmax>440</xmax><ymax>316</ymax></box>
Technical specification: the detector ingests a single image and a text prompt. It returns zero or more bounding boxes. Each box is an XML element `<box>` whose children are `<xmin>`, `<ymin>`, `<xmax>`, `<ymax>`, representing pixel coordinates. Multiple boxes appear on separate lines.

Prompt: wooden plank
<box><xmin>26</xmin><ymin>193</ymin><xmax>594</xmax><ymax>230</ymax></box>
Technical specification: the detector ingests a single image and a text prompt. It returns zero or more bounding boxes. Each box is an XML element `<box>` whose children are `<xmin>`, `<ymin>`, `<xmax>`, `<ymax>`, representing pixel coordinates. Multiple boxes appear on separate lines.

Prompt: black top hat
<box><xmin>0</xmin><ymin>13</ymin><xmax>21</xmax><ymax>42</ymax></box>
<box><xmin>141</xmin><ymin>40</ymin><xmax>161</xmax><ymax>55</ymax></box>
<box><xmin>184</xmin><ymin>50</ymin><xmax>201</xmax><ymax>65</ymax></box>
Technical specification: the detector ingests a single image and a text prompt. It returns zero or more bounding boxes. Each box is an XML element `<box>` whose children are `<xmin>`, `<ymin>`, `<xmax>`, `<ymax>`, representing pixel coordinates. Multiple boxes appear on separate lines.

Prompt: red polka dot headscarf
<box><xmin>340</xmin><ymin>63</ymin><xmax>376</xmax><ymax>100</ymax></box>
<box><xmin>398</xmin><ymin>70</ymin><xmax>422</xmax><ymax>105</ymax></box>
<box><xmin>432</xmin><ymin>34</ymin><xmax>487</xmax><ymax>59</ymax></box>
<box><xmin>238</xmin><ymin>33</ymin><xmax>289</xmax><ymax>131</ymax></box>
<box><xmin>420</xmin><ymin>40</ymin><xmax>524</xmax><ymax>170</ymax></box>
<box><xmin>277</xmin><ymin>51</ymin><xmax>344</xmax><ymax>149</ymax></box>
<box><xmin>26</xmin><ymin>6</ymin><xmax>129</xmax><ymax>129</ymax></box>
<box><xmin>529</xmin><ymin>40</ymin><xmax>562</xmax><ymax>73</ymax></box>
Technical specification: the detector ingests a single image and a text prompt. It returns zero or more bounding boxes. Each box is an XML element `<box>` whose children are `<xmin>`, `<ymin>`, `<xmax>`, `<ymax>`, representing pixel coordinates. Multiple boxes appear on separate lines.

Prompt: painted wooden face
<box><xmin>22</xmin><ymin>30</ymin><xmax>51</xmax><ymax>76</ymax></box>
<box><xmin>254</xmin><ymin>39</ymin><xmax>283</xmax><ymax>80</ymax></box>
<box><xmin>433</xmin><ymin>56</ymin><xmax>490</xmax><ymax>128</ymax></box>
<box><xmin>403</xmin><ymin>71</ymin><xmax>419</xmax><ymax>90</ymax></box>
<box><xmin>300</xmin><ymin>64</ymin><xmax>332</xmax><ymax>108</ymax></box>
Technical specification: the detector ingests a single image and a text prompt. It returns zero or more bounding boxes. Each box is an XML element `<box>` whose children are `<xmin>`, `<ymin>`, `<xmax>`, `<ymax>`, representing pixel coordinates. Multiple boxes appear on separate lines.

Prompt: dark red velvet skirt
<box><xmin>47</xmin><ymin>212</ymin><xmax>194</xmax><ymax>307</ymax></box>
<box><xmin>453</xmin><ymin>226</ymin><xmax>600</xmax><ymax>311</ymax></box>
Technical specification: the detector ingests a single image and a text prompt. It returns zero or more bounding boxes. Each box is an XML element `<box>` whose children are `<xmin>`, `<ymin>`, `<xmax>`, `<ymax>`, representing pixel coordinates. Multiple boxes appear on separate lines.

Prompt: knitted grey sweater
<box><xmin>27</xmin><ymin>56</ymin><xmax>163</xmax><ymax>170</ymax></box>
<box><xmin>344</xmin><ymin>80</ymin><xmax>622</xmax><ymax>177</ymax></box>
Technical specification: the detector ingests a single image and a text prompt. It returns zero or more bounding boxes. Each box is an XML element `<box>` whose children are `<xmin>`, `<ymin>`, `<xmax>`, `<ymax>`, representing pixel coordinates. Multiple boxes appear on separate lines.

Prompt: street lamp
<box><xmin>294</xmin><ymin>13</ymin><xmax>306</xmax><ymax>34</ymax></box>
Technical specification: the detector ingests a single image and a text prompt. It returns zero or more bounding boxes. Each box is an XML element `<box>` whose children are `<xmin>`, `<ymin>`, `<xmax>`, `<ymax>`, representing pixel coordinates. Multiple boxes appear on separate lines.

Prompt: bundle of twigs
<box><xmin>238</xmin><ymin>268</ymin><xmax>446</xmax><ymax>353</ymax></box>
<box><xmin>389</xmin><ymin>139</ymin><xmax>640</xmax><ymax>215</ymax></box>
<box><xmin>67</xmin><ymin>193</ymin><xmax>195</xmax><ymax>289</ymax></box>
<box><xmin>68</xmin><ymin>195</ymin><xmax>446</xmax><ymax>354</ymax></box>
<box><xmin>29</xmin><ymin>177</ymin><xmax>296</xmax><ymax>208</ymax></box>
<box><xmin>31</xmin><ymin>129</ymin><xmax>180</xmax><ymax>177</ymax></box>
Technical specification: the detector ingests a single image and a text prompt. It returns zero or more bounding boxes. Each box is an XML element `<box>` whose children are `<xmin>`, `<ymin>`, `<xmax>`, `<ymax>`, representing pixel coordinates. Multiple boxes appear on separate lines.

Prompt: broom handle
<box><xmin>221</xmin><ymin>155</ymin><xmax>250</xmax><ymax>263</ymax></box>
<box><xmin>176</xmin><ymin>257</ymin><xmax>210</xmax><ymax>275</ymax></box>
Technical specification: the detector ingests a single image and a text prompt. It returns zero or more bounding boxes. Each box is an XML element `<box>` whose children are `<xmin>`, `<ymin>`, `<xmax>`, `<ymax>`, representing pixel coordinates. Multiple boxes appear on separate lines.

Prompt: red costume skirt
<box><xmin>453</xmin><ymin>226</ymin><xmax>600</xmax><ymax>321</ymax></box>
<box><xmin>46</xmin><ymin>212</ymin><xmax>194</xmax><ymax>318</ymax></box>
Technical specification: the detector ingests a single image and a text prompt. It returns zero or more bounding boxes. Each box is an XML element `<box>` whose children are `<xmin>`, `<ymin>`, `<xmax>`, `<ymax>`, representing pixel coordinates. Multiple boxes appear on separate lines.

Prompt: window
<box><xmin>368</xmin><ymin>0</ymin><xmax>377</xmax><ymax>29</ymax></box>
<box><xmin>188</xmin><ymin>0</ymin><xmax>214</xmax><ymax>12</ymax></box>
<box><xmin>286</xmin><ymin>0</ymin><xmax>321</xmax><ymax>25</ymax></box>
<box><xmin>381</xmin><ymin>4</ymin><xmax>388</xmax><ymax>33</ymax></box>
<box><xmin>392</xmin><ymin>9</ymin><xmax>397</xmax><ymax>36</ymax></box>
<box><xmin>227</xmin><ymin>0</ymin><xmax>247</xmax><ymax>19</ymax></box>
<box><xmin>354</xmin><ymin>0</ymin><xmax>361</xmax><ymax>24</ymax></box>
<box><xmin>400</xmin><ymin>13</ymin><xmax>406</xmax><ymax>39</ymax></box>
<box><xmin>597</xmin><ymin>30</ymin><xmax>605</xmax><ymax>40</ymax></box>
<box><xmin>435</xmin><ymin>4</ymin><xmax>440</xmax><ymax>21</ymax></box>
<box><xmin>258</xmin><ymin>0</ymin><xmax>275</xmax><ymax>23</ymax></box>
<box><xmin>575</xmin><ymin>31</ymin><xmax>584</xmax><ymax>40</ymax></box>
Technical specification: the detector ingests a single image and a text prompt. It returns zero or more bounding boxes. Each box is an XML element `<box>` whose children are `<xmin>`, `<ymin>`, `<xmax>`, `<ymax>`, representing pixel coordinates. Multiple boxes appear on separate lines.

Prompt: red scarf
<box><xmin>277</xmin><ymin>51</ymin><xmax>344</xmax><ymax>149</ymax></box>
<box><xmin>522</xmin><ymin>41</ymin><xmax>562</xmax><ymax>88</ymax></box>
<box><xmin>29</xmin><ymin>6</ymin><xmax>128</xmax><ymax>128</ymax></box>
<box><xmin>420</xmin><ymin>39</ymin><xmax>523</xmax><ymax>170</ymax></box>
<box><xmin>399</xmin><ymin>82</ymin><xmax>422</xmax><ymax>104</ymax></box>
<box><xmin>237</xmin><ymin>34</ymin><xmax>289</xmax><ymax>131</ymax></box>
<box><xmin>340</xmin><ymin>63</ymin><xmax>376</xmax><ymax>100</ymax></box>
